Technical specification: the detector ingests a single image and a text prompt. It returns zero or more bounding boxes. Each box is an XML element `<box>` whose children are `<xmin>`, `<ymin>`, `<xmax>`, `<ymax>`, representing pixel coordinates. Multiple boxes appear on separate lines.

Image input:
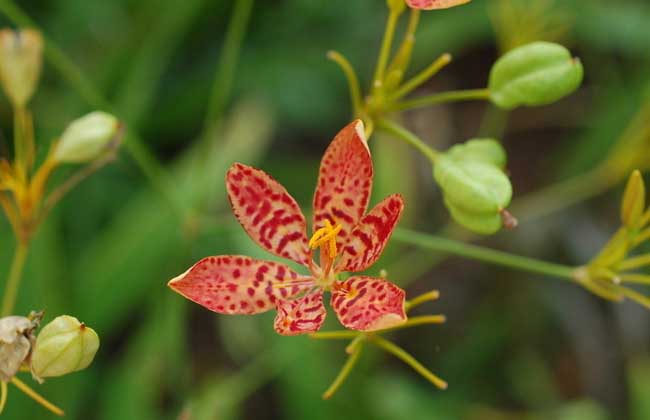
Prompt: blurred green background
<box><xmin>1</xmin><ymin>0</ymin><xmax>650</xmax><ymax>418</ymax></box>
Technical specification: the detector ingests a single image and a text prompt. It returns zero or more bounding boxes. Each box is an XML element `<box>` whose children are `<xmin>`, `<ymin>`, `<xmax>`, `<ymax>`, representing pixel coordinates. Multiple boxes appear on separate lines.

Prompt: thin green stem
<box><xmin>391</xmin><ymin>88</ymin><xmax>490</xmax><ymax>112</ymax></box>
<box><xmin>381</xmin><ymin>315</ymin><xmax>446</xmax><ymax>333</ymax></box>
<box><xmin>388</xmin><ymin>53</ymin><xmax>452</xmax><ymax>101</ymax></box>
<box><xmin>345</xmin><ymin>334</ymin><xmax>365</xmax><ymax>354</ymax></box>
<box><xmin>369</xmin><ymin>335</ymin><xmax>447</xmax><ymax>390</ymax></box>
<box><xmin>372</xmin><ymin>7</ymin><xmax>401</xmax><ymax>92</ymax></box>
<box><xmin>327</xmin><ymin>51</ymin><xmax>363</xmax><ymax>117</ymax></box>
<box><xmin>377</xmin><ymin>118</ymin><xmax>439</xmax><ymax>163</ymax></box>
<box><xmin>1</xmin><ymin>241</ymin><xmax>28</xmax><ymax>316</ymax></box>
<box><xmin>322</xmin><ymin>341</ymin><xmax>363</xmax><ymax>399</ymax></box>
<box><xmin>618</xmin><ymin>254</ymin><xmax>650</xmax><ymax>271</ymax></box>
<box><xmin>392</xmin><ymin>228</ymin><xmax>576</xmax><ymax>280</ymax></box>
<box><xmin>0</xmin><ymin>381</ymin><xmax>6</xmax><ymax>415</ymax></box>
<box><xmin>619</xmin><ymin>273</ymin><xmax>650</xmax><ymax>285</ymax></box>
<box><xmin>201</xmin><ymin>0</ymin><xmax>254</xmax><ymax>142</ymax></box>
<box><xmin>619</xmin><ymin>286</ymin><xmax>650</xmax><ymax>309</ymax></box>
<box><xmin>309</xmin><ymin>330</ymin><xmax>359</xmax><ymax>340</ymax></box>
<box><xmin>405</xmin><ymin>290</ymin><xmax>439</xmax><ymax>312</ymax></box>
<box><xmin>385</xmin><ymin>9</ymin><xmax>420</xmax><ymax>86</ymax></box>
<box><xmin>510</xmin><ymin>166</ymin><xmax>619</xmax><ymax>223</ymax></box>
<box><xmin>10</xmin><ymin>377</ymin><xmax>63</xmax><ymax>416</ymax></box>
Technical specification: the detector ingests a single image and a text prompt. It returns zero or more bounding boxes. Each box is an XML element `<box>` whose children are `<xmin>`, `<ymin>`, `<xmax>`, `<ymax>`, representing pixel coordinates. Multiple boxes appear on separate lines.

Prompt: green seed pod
<box><xmin>621</xmin><ymin>170</ymin><xmax>646</xmax><ymax>229</ymax></box>
<box><xmin>446</xmin><ymin>138</ymin><xmax>506</xmax><ymax>169</ymax></box>
<box><xmin>444</xmin><ymin>198</ymin><xmax>504</xmax><ymax>234</ymax></box>
<box><xmin>0</xmin><ymin>29</ymin><xmax>43</xmax><ymax>108</ymax></box>
<box><xmin>31</xmin><ymin>315</ymin><xmax>99</xmax><ymax>382</ymax></box>
<box><xmin>488</xmin><ymin>41</ymin><xmax>583</xmax><ymax>110</ymax></box>
<box><xmin>0</xmin><ymin>315</ymin><xmax>38</xmax><ymax>381</ymax></box>
<box><xmin>434</xmin><ymin>150</ymin><xmax>513</xmax><ymax>234</ymax></box>
<box><xmin>53</xmin><ymin>111</ymin><xmax>120</xmax><ymax>164</ymax></box>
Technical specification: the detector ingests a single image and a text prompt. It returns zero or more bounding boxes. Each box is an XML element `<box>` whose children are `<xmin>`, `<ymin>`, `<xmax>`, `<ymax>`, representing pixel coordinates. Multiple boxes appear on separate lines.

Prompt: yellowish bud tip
<box><xmin>0</xmin><ymin>28</ymin><xmax>43</xmax><ymax>108</ymax></box>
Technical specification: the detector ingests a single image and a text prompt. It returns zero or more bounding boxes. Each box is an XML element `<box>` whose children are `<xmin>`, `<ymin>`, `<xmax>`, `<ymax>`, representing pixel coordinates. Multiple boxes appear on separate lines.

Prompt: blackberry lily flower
<box><xmin>406</xmin><ymin>0</ymin><xmax>471</xmax><ymax>10</ymax></box>
<box><xmin>168</xmin><ymin>120</ymin><xmax>407</xmax><ymax>335</ymax></box>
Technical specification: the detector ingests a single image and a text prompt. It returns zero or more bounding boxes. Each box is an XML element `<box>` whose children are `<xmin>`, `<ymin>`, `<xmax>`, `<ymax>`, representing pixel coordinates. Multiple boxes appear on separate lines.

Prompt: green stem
<box><xmin>388</xmin><ymin>53</ymin><xmax>452</xmax><ymax>101</ymax></box>
<box><xmin>392</xmin><ymin>228</ymin><xmax>576</xmax><ymax>280</ymax></box>
<box><xmin>322</xmin><ymin>341</ymin><xmax>364</xmax><ymax>399</ymax></box>
<box><xmin>10</xmin><ymin>377</ymin><xmax>64</xmax><ymax>416</ymax></box>
<box><xmin>1</xmin><ymin>241</ymin><xmax>28</xmax><ymax>316</ymax></box>
<box><xmin>510</xmin><ymin>166</ymin><xmax>619</xmax><ymax>223</ymax></box>
<box><xmin>391</xmin><ymin>88</ymin><xmax>490</xmax><ymax>111</ymax></box>
<box><xmin>0</xmin><ymin>0</ymin><xmax>184</xmax><ymax>216</ymax></box>
<box><xmin>201</xmin><ymin>0</ymin><xmax>254</xmax><ymax>142</ymax></box>
<box><xmin>377</xmin><ymin>118</ymin><xmax>439</xmax><ymax>163</ymax></box>
<box><xmin>405</xmin><ymin>290</ymin><xmax>439</xmax><ymax>312</ymax></box>
<box><xmin>381</xmin><ymin>315</ymin><xmax>446</xmax><ymax>333</ymax></box>
<box><xmin>0</xmin><ymin>381</ymin><xmax>6</xmax><ymax>415</ymax></box>
<box><xmin>369</xmin><ymin>335</ymin><xmax>447</xmax><ymax>390</ymax></box>
<box><xmin>327</xmin><ymin>51</ymin><xmax>363</xmax><ymax>117</ymax></box>
<box><xmin>372</xmin><ymin>7</ymin><xmax>402</xmax><ymax>92</ymax></box>
<box><xmin>309</xmin><ymin>330</ymin><xmax>359</xmax><ymax>340</ymax></box>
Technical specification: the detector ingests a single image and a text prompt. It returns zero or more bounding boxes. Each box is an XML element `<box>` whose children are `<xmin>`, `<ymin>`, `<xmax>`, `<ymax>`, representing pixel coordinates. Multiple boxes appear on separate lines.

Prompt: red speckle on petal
<box><xmin>337</xmin><ymin>194</ymin><xmax>404</xmax><ymax>273</ymax></box>
<box><xmin>331</xmin><ymin>276</ymin><xmax>406</xmax><ymax>331</ymax></box>
<box><xmin>168</xmin><ymin>255</ymin><xmax>314</xmax><ymax>315</ymax></box>
<box><xmin>312</xmin><ymin>120</ymin><xmax>372</xmax><ymax>247</ymax></box>
<box><xmin>274</xmin><ymin>292</ymin><xmax>327</xmax><ymax>336</ymax></box>
<box><xmin>226</xmin><ymin>163</ymin><xmax>311</xmax><ymax>266</ymax></box>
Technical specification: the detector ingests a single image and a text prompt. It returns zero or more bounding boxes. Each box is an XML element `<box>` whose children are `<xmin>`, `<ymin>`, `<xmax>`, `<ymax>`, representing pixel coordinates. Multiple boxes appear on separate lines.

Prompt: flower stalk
<box><xmin>0</xmin><ymin>241</ymin><xmax>28</xmax><ymax>317</ymax></box>
<box><xmin>10</xmin><ymin>377</ymin><xmax>64</xmax><ymax>416</ymax></box>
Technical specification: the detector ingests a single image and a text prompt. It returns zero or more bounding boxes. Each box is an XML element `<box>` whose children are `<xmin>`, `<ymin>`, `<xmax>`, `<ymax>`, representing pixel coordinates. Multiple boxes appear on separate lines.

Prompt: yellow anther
<box><xmin>309</xmin><ymin>220</ymin><xmax>343</xmax><ymax>258</ymax></box>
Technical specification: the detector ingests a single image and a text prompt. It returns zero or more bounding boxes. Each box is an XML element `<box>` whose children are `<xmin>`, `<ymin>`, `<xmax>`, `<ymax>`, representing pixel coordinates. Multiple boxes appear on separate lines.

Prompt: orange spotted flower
<box><xmin>168</xmin><ymin>120</ymin><xmax>407</xmax><ymax>335</ymax></box>
<box><xmin>406</xmin><ymin>0</ymin><xmax>471</xmax><ymax>10</ymax></box>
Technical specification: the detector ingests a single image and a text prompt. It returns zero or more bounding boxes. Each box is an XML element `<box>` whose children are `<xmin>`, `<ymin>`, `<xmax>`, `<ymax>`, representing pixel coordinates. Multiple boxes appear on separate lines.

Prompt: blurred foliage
<box><xmin>0</xmin><ymin>0</ymin><xmax>648</xmax><ymax>419</ymax></box>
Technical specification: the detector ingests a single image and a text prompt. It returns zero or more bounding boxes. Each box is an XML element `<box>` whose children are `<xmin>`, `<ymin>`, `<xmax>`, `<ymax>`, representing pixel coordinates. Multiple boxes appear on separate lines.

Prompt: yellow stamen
<box><xmin>309</xmin><ymin>220</ymin><xmax>343</xmax><ymax>259</ymax></box>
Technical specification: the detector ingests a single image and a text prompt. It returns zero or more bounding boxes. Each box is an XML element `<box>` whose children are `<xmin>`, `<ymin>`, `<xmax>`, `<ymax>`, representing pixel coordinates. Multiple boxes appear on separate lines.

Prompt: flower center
<box><xmin>308</xmin><ymin>219</ymin><xmax>342</xmax><ymax>259</ymax></box>
<box><xmin>308</xmin><ymin>219</ymin><xmax>342</xmax><ymax>287</ymax></box>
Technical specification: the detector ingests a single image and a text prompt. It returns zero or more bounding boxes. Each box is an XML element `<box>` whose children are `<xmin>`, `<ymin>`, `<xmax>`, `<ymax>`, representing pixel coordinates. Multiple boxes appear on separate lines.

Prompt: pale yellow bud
<box><xmin>52</xmin><ymin>111</ymin><xmax>120</xmax><ymax>164</ymax></box>
<box><xmin>0</xmin><ymin>28</ymin><xmax>43</xmax><ymax>107</ymax></box>
<box><xmin>31</xmin><ymin>316</ymin><xmax>99</xmax><ymax>382</ymax></box>
<box><xmin>0</xmin><ymin>315</ymin><xmax>38</xmax><ymax>382</ymax></box>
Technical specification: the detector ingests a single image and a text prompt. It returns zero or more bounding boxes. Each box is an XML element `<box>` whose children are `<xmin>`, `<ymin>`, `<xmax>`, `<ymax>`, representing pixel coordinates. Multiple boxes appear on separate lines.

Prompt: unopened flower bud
<box><xmin>31</xmin><ymin>316</ymin><xmax>99</xmax><ymax>382</ymax></box>
<box><xmin>52</xmin><ymin>111</ymin><xmax>121</xmax><ymax>164</ymax></box>
<box><xmin>434</xmin><ymin>139</ymin><xmax>512</xmax><ymax>234</ymax></box>
<box><xmin>621</xmin><ymin>170</ymin><xmax>645</xmax><ymax>229</ymax></box>
<box><xmin>0</xmin><ymin>315</ymin><xmax>38</xmax><ymax>381</ymax></box>
<box><xmin>488</xmin><ymin>41</ymin><xmax>583</xmax><ymax>110</ymax></box>
<box><xmin>0</xmin><ymin>28</ymin><xmax>43</xmax><ymax>108</ymax></box>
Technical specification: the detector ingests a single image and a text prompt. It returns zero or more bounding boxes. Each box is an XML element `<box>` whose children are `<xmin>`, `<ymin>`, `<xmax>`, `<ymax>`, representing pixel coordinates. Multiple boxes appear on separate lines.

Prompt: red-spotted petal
<box><xmin>312</xmin><ymin>120</ymin><xmax>372</xmax><ymax>247</ymax></box>
<box><xmin>337</xmin><ymin>194</ymin><xmax>404</xmax><ymax>273</ymax></box>
<box><xmin>331</xmin><ymin>276</ymin><xmax>406</xmax><ymax>331</ymax></box>
<box><xmin>227</xmin><ymin>163</ymin><xmax>310</xmax><ymax>266</ymax></box>
<box><xmin>168</xmin><ymin>255</ymin><xmax>313</xmax><ymax>314</ymax></box>
<box><xmin>406</xmin><ymin>0</ymin><xmax>471</xmax><ymax>10</ymax></box>
<box><xmin>274</xmin><ymin>291</ymin><xmax>326</xmax><ymax>336</ymax></box>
